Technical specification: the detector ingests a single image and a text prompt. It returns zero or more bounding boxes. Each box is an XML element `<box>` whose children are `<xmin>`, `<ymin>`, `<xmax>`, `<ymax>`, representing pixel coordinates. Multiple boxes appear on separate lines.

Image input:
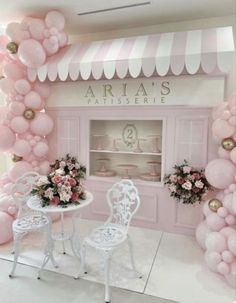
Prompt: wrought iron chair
<box><xmin>9</xmin><ymin>171</ymin><xmax>57</xmax><ymax>279</ymax></box>
<box><xmin>76</xmin><ymin>179</ymin><xmax>141</xmax><ymax>303</ymax></box>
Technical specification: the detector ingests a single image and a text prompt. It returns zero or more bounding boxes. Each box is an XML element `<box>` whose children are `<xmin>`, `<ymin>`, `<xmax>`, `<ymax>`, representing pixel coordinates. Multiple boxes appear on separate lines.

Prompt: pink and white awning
<box><xmin>27</xmin><ymin>26</ymin><xmax>235</xmax><ymax>82</ymax></box>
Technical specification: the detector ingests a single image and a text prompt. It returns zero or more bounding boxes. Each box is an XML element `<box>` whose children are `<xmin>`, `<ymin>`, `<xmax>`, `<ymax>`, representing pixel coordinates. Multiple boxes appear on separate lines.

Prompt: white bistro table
<box><xmin>27</xmin><ymin>191</ymin><xmax>93</xmax><ymax>257</ymax></box>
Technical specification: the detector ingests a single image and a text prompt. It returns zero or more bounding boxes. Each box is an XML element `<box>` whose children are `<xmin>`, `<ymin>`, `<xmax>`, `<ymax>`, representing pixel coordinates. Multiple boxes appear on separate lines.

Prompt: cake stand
<box><xmin>148</xmin><ymin>135</ymin><xmax>161</xmax><ymax>153</ymax></box>
<box><xmin>117</xmin><ymin>164</ymin><xmax>137</xmax><ymax>179</ymax></box>
<box><xmin>94</xmin><ymin>158</ymin><xmax>116</xmax><ymax>177</ymax></box>
<box><xmin>92</xmin><ymin>134</ymin><xmax>107</xmax><ymax>150</ymax></box>
<box><xmin>111</xmin><ymin>138</ymin><xmax>122</xmax><ymax>151</ymax></box>
<box><xmin>133</xmin><ymin>138</ymin><xmax>146</xmax><ymax>153</ymax></box>
<box><xmin>140</xmin><ymin>161</ymin><xmax>161</xmax><ymax>181</ymax></box>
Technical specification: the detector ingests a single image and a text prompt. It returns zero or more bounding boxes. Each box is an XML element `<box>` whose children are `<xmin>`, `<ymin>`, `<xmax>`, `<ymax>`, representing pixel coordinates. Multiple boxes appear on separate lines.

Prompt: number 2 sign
<box><xmin>122</xmin><ymin>123</ymin><xmax>138</xmax><ymax>149</ymax></box>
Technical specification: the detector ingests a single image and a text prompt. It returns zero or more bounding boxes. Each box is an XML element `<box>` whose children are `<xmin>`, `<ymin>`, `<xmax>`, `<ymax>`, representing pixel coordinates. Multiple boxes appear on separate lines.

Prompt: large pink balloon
<box><xmin>206</xmin><ymin>213</ymin><xmax>226</xmax><ymax>231</ymax></box>
<box><xmin>205</xmin><ymin>232</ymin><xmax>227</xmax><ymax>252</ymax></box>
<box><xmin>28</xmin><ymin>19</ymin><xmax>45</xmax><ymax>40</ymax></box>
<box><xmin>195</xmin><ymin>221</ymin><xmax>211</xmax><ymax>249</ymax></box>
<box><xmin>24</xmin><ymin>91</ymin><xmax>42</xmax><ymax>109</ymax></box>
<box><xmin>228</xmin><ymin>234</ymin><xmax>236</xmax><ymax>256</ymax></box>
<box><xmin>10</xmin><ymin>116</ymin><xmax>29</xmax><ymax>134</ymax></box>
<box><xmin>14</xmin><ymin>79</ymin><xmax>31</xmax><ymax>95</ymax></box>
<box><xmin>0</xmin><ymin>78</ymin><xmax>15</xmax><ymax>95</ymax></box>
<box><xmin>0</xmin><ymin>125</ymin><xmax>16</xmax><ymax>151</ymax></box>
<box><xmin>0</xmin><ymin>212</ymin><xmax>13</xmax><ymax>244</ymax></box>
<box><xmin>3</xmin><ymin>62</ymin><xmax>25</xmax><ymax>80</ymax></box>
<box><xmin>8</xmin><ymin>161</ymin><xmax>33</xmax><ymax>181</ymax></box>
<box><xmin>205</xmin><ymin>159</ymin><xmax>236</xmax><ymax>189</ymax></box>
<box><xmin>33</xmin><ymin>82</ymin><xmax>50</xmax><ymax>98</ymax></box>
<box><xmin>33</xmin><ymin>141</ymin><xmax>49</xmax><ymax>157</ymax></box>
<box><xmin>45</xmin><ymin>11</ymin><xmax>65</xmax><ymax>31</ymax></box>
<box><xmin>18</xmin><ymin>39</ymin><xmax>46</xmax><ymax>68</ymax></box>
<box><xmin>9</xmin><ymin>101</ymin><xmax>26</xmax><ymax>116</ymax></box>
<box><xmin>220</xmin><ymin>226</ymin><xmax>236</xmax><ymax>238</ymax></box>
<box><xmin>30</xmin><ymin>112</ymin><xmax>54</xmax><ymax>136</ymax></box>
<box><xmin>212</xmin><ymin>119</ymin><xmax>235</xmax><ymax>139</ymax></box>
<box><xmin>13</xmin><ymin>139</ymin><xmax>31</xmax><ymax>157</ymax></box>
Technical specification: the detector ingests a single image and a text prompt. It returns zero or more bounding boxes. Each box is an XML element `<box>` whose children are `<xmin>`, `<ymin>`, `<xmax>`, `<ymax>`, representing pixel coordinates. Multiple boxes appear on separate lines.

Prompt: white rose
<box><xmin>182</xmin><ymin>181</ymin><xmax>192</xmax><ymax>190</ymax></box>
<box><xmin>195</xmin><ymin>180</ymin><xmax>204</xmax><ymax>189</ymax></box>
<box><xmin>183</xmin><ymin>166</ymin><xmax>191</xmax><ymax>174</ymax></box>
<box><xmin>55</xmin><ymin>168</ymin><xmax>65</xmax><ymax>175</ymax></box>
<box><xmin>169</xmin><ymin>184</ymin><xmax>177</xmax><ymax>192</ymax></box>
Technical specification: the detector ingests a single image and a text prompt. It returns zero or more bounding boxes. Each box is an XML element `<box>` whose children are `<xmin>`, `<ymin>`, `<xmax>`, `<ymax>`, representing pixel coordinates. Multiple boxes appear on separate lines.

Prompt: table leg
<box><xmin>70</xmin><ymin>212</ymin><xmax>81</xmax><ymax>260</ymax></box>
<box><xmin>60</xmin><ymin>213</ymin><xmax>66</xmax><ymax>254</ymax></box>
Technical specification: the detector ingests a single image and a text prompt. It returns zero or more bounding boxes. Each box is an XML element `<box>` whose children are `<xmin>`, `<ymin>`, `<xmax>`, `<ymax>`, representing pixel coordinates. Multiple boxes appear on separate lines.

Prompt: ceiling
<box><xmin>0</xmin><ymin>0</ymin><xmax>235</xmax><ymax>35</ymax></box>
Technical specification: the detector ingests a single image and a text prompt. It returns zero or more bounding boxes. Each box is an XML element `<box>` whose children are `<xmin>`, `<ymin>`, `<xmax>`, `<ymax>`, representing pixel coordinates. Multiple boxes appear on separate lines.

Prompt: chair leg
<box><xmin>74</xmin><ymin>242</ymin><xmax>87</xmax><ymax>279</ymax></box>
<box><xmin>9</xmin><ymin>232</ymin><xmax>23</xmax><ymax>278</ymax></box>
<box><xmin>104</xmin><ymin>251</ymin><xmax>111</xmax><ymax>303</ymax></box>
<box><xmin>46</xmin><ymin>225</ymin><xmax>58</xmax><ymax>269</ymax></box>
<box><xmin>127</xmin><ymin>236</ymin><xmax>142</xmax><ymax>278</ymax></box>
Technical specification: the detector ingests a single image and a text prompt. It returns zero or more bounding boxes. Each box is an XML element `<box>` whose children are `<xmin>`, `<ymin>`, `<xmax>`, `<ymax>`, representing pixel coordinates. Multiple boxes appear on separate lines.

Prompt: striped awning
<box><xmin>27</xmin><ymin>26</ymin><xmax>235</xmax><ymax>82</ymax></box>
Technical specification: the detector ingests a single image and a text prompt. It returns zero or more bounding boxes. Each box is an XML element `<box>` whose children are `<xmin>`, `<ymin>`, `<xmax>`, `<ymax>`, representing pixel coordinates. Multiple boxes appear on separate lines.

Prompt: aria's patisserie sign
<box><xmin>48</xmin><ymin>76</ymin><xmax>224</xmax><ymax>107</ymax></box>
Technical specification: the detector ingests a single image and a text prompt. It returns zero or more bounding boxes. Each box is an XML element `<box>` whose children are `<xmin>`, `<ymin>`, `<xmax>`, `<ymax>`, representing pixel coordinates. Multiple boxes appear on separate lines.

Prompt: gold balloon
<box><xmin>221</xmin><ymin>138</ymin><xmax>236</xmax><ymax>151</ymax></box>
<box><xmin>23</xmin><ymin>109</ymin><xmax>35</xmax><ymax>120</ymax></box>
<box><xmin>208</xmin><ymin>198</ymin><xmax>223</xmax><ymax>212</ymax></box>
<box><xmin>11</xmin><ymin>154</ymin><xmax>22</xmax><ymax>162</ymax></box>
<box><xmin>6</xmin><ymin>41</ymin><xmax>18</xmax><ymax>54</ymax></box>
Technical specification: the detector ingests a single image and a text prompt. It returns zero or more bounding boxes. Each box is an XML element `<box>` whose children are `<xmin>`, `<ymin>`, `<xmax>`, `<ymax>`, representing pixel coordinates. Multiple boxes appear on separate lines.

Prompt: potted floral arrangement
<box><xmin>31</xmin><ymin>154</ymin><xmax>86</xmax><ymax>207</ymax></box>
<box><xmin>164</xmin><ymin>160</ymin><xmax>211</xmax><ymax>205</ymax></box>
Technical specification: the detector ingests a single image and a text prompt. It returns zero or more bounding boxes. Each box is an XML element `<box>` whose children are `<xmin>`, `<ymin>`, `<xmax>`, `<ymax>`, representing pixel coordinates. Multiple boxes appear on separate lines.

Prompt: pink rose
<box><xmin>192</xmin><ymin>173</ymin><xmax>201</xmax><ymax>180</ymax></box>
<box><xmin>71</xmin><ymin>192</ymin><xmax>79</xmax><ymax>201</ymax></box>
<box><xmin>50</xmin><ymin>196</ymin><xmax>60</xmax><ymax>205</ymax></box>
<box><xmin>192</xmin><ymin>186</ymin><xmax>200</xmax><ymax>193</ymax></box>
<box><xmin>69</xmin><ymin>178</ymin><xmax>77</xmax><ymax>187</ymax></box>
<box><xmin>177</xmin><ymin>177</ymin><xmax>185</xmax><ymax>184</ymax></box>
<box><xmin>52</xmin><ymin>175</ymin><xmax>62</xmax><ymax>184</ymax></box>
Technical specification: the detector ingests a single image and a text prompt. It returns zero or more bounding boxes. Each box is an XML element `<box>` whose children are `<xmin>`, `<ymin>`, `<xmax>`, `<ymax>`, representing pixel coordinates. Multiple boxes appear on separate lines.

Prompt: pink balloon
<box><xmin>195</xmin><ymin>221</ymin><xmax>211</xmax><ymax>249</ymax></box>
<box><xmin>33</xmin><ymin>82</ymin><xmax>50</xmax><ymax>98</ymax></box>
<box><xmin>230</xmin><ymin>147</ymin><xmax>236</xmax><ymax>164</ymax></box>
<box><xmin>14</xmin><ymin>79</ymin><xmax>31</xmax><ymax>95</ymax></box>
<box><xmin>205</xmin><ymin>159</ymin><xmax>236</xmax><ymax>189</ymax></box>
<box><xmin>18</xmin><ymin>39</ymin><xmax>46</xmax><ymax>68</ymax></box>
<box><xmin>217</xmin><ymin>261</ymin><xmax>230</xmax><ymax>275</ymax></box>
<box><xmin>39</xmin><ymin>160</ymin><xmax>50</xmax><ymax>175</ymax></box>
<box><xmin>217</xmin><ymin>207</ymin><xmax>228</xmax><ymax>218</ymax></box>
<box><xmin>220</xmin><ymin>226</ymin><xmax>236</xmax><ymax>238</ymax></box>
<box><xmin>0</xmin><ymin>125</ymin><xmax>16</xmax><ymax>151</ymax></box>
<box><xmin>33</xmin><ymin>141</ymin><xmax>49</xmax><ymax>157</ymax></box>
<box><xmin>212</xmin><ymin>103</ymin><xmax>228</xmax><ymax>120</ymax></box>
<box><xmin>225</xmin><ymin>261</ymin><xmax>236</xmax><ymax>288</ymax></box>
<box><xmin>0</xmin><ymin>194</ymin><xmax>12</xmax><ymax>211</ymax></box>
<box><xmin>205</xmin><ymin>232</ymin><xmax>227</xmax><ymax>252</ymax></box>
<box><xmin>3</xmin><ymin>62</ymin><xmax>25</xmax><ymax>80</ymax></box>
<box><xmin>223</xmin><ymin>193</ymin><xmax>235</xmax><ymax>214</ymax></box>
<box><xmin>0</xmin><ymin>78</ymin><xmax>15</xmax><ymax>95</ymax></box>
<box><xmin>212</xmin><ymin>119</ymin><xmax>235</xmax><ymax>139</ymax></box>
<box><xmin>30</xmin><ymin>112</ymin><xmax>54</xmax><ymax>136</ymax></box>
<box><xmin>10</xmin><ymin>116</ymin><xmax>29</xmax><ymax>134</ymax></box>
<box><xmin>228</xmin><ymin>116</ymin><xmax>236</xmax><ymax>126</ymax></box>
<box><xmin>0</xmin><ymin>212</ymin><xmax>13</xmax><ymax>244</ymax></box>
<box><xmin>28</xmin><ymin>18</ymin><xmax>45</xmax><ymax>40</ymax></box>
<box><xmin>202</xmin><ymin>201</ymin><xmax>213</xmax><ymax>217</ymax></box>
<box><xmin>221</xmin><ymin>110</ymin><xmax>231</xmax><ymax>120</ymax></box>
<box><xmin>222</xmin><ymin>250</ymin><xmax>234</xmax><ymax>263</ymax></box>
<box><xmin>2</xmin><ymin>183</ymin><xmax>13</xmax><ymax>195</ymax></box>
<box><xmin>8</xmin><ymin>161</ymin><xmax>33</xmax><ymax>181</ymax></box>
<box><xmin>24</xmin><ymin>91</ymin><xmax>42</xmax><ymax>109</ymax></box>
<box><xmin>225</xmin><ymin>214</ymin><xmax>236</xmax><ymax>225</ymax></box>
<box><xmin>43</xmin><ymin>38</ymin><xmax>59</xmax><ymax>55</ymax></box>
<box><xmin>9</xmin><ymin>101</ymin><xmax>26</xmax><ymax>116</ymax></box>
<box><xmin>228</xmin><ymin>234</ymin><xmax>236</xmax><ymax>255</ymax></box>
<box><xmin>8</xmin><ymin>205</ymin><xmax>17</xmax><ymax>215</ymax></box>
<box><xmin>206</xmin><ymin>213</ymin><xmax>226</xmax><ymax>231</ymax></box>
<box><xmin>45</xmin><ymin>11</ymin><xmax>65</xmax><ymax>31</ymax></box>
<box><xmin>204</xmin><ymin>251</ymin><xmax>221</xmax><ymax>272</ymax></box>
<box><xmin>228</xmin><ymin>183</ymin><xmax>236</xmax><ymax>192</ymax></box>
<box><xmin>58</xmin><ymin>31</ymin><xmax>68</xmax><ymax>47</ymax></box>
<box><xmin>218</xmin><ymin>146</ymin><xmax>230</xmax><ymax>159</ymax></box>
<box><xmin>13</xmin><ymin>139</ymin><xmax>31</xmax><ymax>157</ymax></box>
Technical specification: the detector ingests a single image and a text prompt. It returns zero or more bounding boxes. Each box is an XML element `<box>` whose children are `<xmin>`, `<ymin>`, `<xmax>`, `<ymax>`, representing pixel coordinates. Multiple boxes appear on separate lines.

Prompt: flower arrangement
<box><xmin>164</xmin><ymin>160</ymin><xmax>211</xmax><ymax>205</ymax></box>
<box><xmin>31</xmin><ymin>154</ymin><xmax>86</xmax><ymax>207</ymax></box>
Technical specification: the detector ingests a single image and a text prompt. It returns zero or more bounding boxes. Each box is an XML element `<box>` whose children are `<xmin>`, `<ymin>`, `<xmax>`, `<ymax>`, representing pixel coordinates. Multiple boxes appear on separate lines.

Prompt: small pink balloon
<box><xmin>49</xmin><ymin>35</ymin><xmax>58</xmax><ymax>45</ymax></box>
<box><xmin>30</xmin><ymin>112</ymin><xmax>54</xmax><ymax>136</ymax></box>
<box><xmin>9</xmin><ymin>101</ymin><xmax>25</xmax><ymax>116</ymax></box>
<box><xmin>212</xmin><ymin>103</ymin><xmax>228</xmax><ymax>120</ymax></box>
<box><xmin>39</xmin><ymin>160</ymin><xmax>50</xmax><ymax>175</ymax></box>
<box><xmin>14</xmin><ymin>79</ymin><xmax>31</xmax><ymax>95</ymax></box>
<box><xmin>18</xmin><ymin>39</ymin><xmax>46</xmax><ymax>68</ymax></box>
<box><xmin>217</xmin><ymin>261</ymin><xmax>230</xmax><ymax>275</ymax></box>
<box><xmin>43</xmin><ymin>38</ymin><xmax>59</xmax><ymax>55</ymax></box>
<box><xmin>13</xmin><ymin>139</ymin><xmax>31</xmax><ymax>157</ymax></box>
<box><xmin>3</xmin><ymin>62</ymin><xmax>25</xmax><ymax>80</ymax></box>
<box><xmin>225</xmin><ymin>261</ymin><xmax>236</xmax><ymax>288</ymax></box>
<box><xmin>2</xmin><ymin>183</ymin><xmax>13</xmax><ymax>195</ymax></box>
<box><xmin>7</xmin><ymin>205</ymin><xmax>17</xmax><ymax>215</ymax></box>
<box><xmin>24</xmin><ymin>91</ymin><xmax>42</xmax><ymax>109</ymax></box>
<box><xmin>58</xmin><ymin>31</ymin><xmax>68</xmax><ymax>47</ymax></box>
<box><xmin>225</xmin><ymin>214</ymin><xmax>236</xmax><ymax>225</ymax></box>
<box><xmin>202</xmin><ymin>201</ymin><xmax>213</xmax><ymax>217</ymax></box>
<box><xmin>204</xmin><ymin>251</ymin><xmax>221</xmax><ymax>272</ymax></box>
<box><xmin>230</xmin><ymin>147</ymin><xmax>236</xmax><ymax>164</ymax></box>
<box><xmin>228</xmin><ymin>183</ymin><xmax>236</xmax><ymax>192</ymax></box>
<box><xmin>205</xmin><ymin>159</ymin><xmax>236</xmax><ymax>189</ymax></box>
<box><xmin>33</xmin><ymin>141</ymin><xmax>49</xmax><ymax>157</ymax></box>
<box><xmin>45</xmin><ymin>11</ymin><xmax>65</xmax><ymax>31</ymax></box>
<box><xmin>221</xmin><ymin>110</ymin><xmax>231</xmax><ymax>120</ymax></box>
<box><xmin>29</xmin><ymin>139</ymin><xmax>36</xmax><ymax>147</ymax></box>
<box><xmin>10</xmin><ymin>116</ymin><xmax>29</xmax><ymax>134</ymax></box>
<box><xmin>228</xmin><ymin>234</ymin><xmax>236</xmax><ymax>256</ymax></box>
<box><xmin>218</xmin><ymin>146</ymin><xmax>230</xmax><ymax>159</ymax></box>
<box><xmin>0</xmin><ymin>212</ymin><xmax>13</xmax><ymax>244</ymax></box>
<box><xmin>212</xmin><ymin>119</ymin><xmax>235</xmax><ymax>139</ymax></box>
<box><xmin>206</xmin><ymin>213</ymin><xmax>226</xmax><ymax>231</ymax></box>
<box><xmin>223</xmin><ymin>193</ymin><xmax>234</xmax><ymax>214</ymax></box>
<box><xmin>8</xmin><ymin>161</ymin><xmax>33</xmax><ymax>181</ymax></box>
<box><xmin>15</xmin><ymin>94</ymin><xmax>24</xmax><ymax>101</ymax></box>
<box><xmin>43</xmin><ymin>29</ymin><xmax>50</xmax><ymax>38</ymax></box>
<box><xmin>33</xmin><ymin>82</ymin><xmax>50</xmax><ymax>98</ymax></box>
<box><xmin>0</xmin><ymin>125</ymin><xmax>16</xmax><ymax>151</ymax></box>
<box><xmin>28</xmin><ymin>18</ymin><xmax>45</xmax><ymax>40</ymax></box>
<box><xmin>220</xmin><ymin>226</ymin><xmax>236</xmax><ymax>238</ymax></box>
<box><xmin>205</xmin><ymin>232</ymin><xmax>227</xmax><ymax>252</ymax></box>
<box><xmin>0</xmin><ymin>78</ymin><xmax>15</xmax><ymax>95</ymax></box>
<box><xmin>195</xmin><ymin>221</ymin><xmax>212</xmax><ymax>249</ymax></box>
<box><xmin>228</xmin><ymin>116</ymin><xmax>236</xmax><ymax>126</ymax></box>
<box><xmin>217</xmin><ymin>207</ymin><xmax>228</xmax><ymax>218</ymax></box>
<box><xmin>222</xmin><ymin>250</ymin><xmax>234</xmax><ymax>263</ymax></box>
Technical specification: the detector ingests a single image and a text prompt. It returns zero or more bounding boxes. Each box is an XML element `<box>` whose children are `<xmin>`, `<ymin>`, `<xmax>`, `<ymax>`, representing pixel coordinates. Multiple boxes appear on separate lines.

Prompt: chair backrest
<box><xmin>11</xmin><ymin>171</ymin><xmax>40</xmax><ymax>219</ymax></box>
<box><xmin>106</xmin><ymin>179</ymin><xmax>140</xmax><ymax>231</ymax></box>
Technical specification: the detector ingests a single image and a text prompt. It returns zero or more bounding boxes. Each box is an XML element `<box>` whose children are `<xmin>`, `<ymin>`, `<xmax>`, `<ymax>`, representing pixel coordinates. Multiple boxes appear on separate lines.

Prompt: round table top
<box><xmin>27</xmin><ymin>191</ymin><xmax>93</xmax><ymax>213</ymax></box>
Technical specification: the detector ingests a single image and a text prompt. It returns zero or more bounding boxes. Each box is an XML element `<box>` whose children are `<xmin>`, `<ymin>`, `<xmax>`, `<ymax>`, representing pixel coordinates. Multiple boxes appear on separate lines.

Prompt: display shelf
<box><xmin>90</xmin><ymin>149</ymin><xmax>162</xmax><ymax>156</ymax></box>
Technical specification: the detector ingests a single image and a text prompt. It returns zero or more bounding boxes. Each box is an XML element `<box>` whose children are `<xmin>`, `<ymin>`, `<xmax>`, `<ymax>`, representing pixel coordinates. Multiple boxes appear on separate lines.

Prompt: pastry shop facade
<box><xmin>28</xmin><ymin>27</ymin><xmax>235</xmax><ymax>235</ymax></box>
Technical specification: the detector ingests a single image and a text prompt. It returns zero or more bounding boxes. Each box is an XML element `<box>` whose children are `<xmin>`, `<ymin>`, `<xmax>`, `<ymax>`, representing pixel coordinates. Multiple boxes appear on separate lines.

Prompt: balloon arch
<box><xmin>0</xmin><ymin>9</ymin><xmax>235</xmax><ymax>289</ymax></box>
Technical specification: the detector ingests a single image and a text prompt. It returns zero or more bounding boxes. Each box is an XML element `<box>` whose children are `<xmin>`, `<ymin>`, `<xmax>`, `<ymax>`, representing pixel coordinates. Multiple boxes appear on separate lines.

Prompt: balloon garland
<box><xmin>196</xmin><ymin>94</ymin><xmax>236</xmax><ymax>288</ymax></box>
<box><xmin>0</xmin><ymin>11</ymin><xmax>68</xmax><ymax>244</ymax></box>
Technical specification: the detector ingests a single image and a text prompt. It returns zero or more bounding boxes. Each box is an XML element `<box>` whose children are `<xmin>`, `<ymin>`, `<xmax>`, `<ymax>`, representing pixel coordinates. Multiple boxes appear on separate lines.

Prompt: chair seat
<box><xmin>13</xmin><ymin>214</ymin><xmax>49</xmax><ymax>232</ymax></box>
<box><xmin>85</xmin><ymin>224</ymin><xmax>127</xmax><ymax>249</ymax></box>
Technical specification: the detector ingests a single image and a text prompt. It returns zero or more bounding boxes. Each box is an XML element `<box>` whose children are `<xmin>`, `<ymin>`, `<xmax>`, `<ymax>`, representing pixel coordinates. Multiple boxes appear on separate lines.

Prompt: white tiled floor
<box><xmin>0</xmin><ymin>218</ymin><xmax>235</xmax><ymax>303</ymax></box>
